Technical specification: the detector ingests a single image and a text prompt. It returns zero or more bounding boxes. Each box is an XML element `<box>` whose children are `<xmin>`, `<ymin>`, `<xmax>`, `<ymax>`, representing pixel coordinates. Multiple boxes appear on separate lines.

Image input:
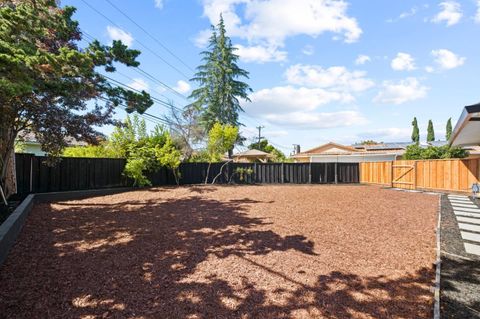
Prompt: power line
<box><xmin>78</xmin><ymin>0</ymin><xmax>191</xmax><ymax>80</ymax></box>
<box><xmin>114</xmin><ymin>70</ymin><xmax>185</xmax><ymax>109</ymax></box>
<box><xmin>80</xmin><ymin>28</ymin><xmax>189</xmax><ymax>101</ymax></box>
<box><xmin>134</xmin><ymin>67</ymin><xmax>188</xmax><ymax>100</ymax></box>
<box><xmin>102</xmin><ymin>74</ymin><xmax>182</xmax><ymax>113</ymax></box>
<box><xmin>103</xmin><ymin>0</ymin><xmax>195</xmax><ymax>73</ymax></box>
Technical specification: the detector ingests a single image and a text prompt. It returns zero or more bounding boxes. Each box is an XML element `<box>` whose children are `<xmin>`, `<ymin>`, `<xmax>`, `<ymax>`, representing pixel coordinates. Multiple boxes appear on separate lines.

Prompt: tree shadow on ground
<box><xmin>0</xmin><ymin>192</ymin><xmax>434</xmax><ymax>318</ymax></box>
<box><xmin>441</xmin><ymin>254</ymin><xmax>480</xmax><ymax>318</ymax></box>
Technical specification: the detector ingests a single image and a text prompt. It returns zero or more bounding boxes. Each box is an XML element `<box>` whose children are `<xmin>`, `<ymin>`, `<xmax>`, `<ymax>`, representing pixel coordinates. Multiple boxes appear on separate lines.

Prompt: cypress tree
<box><xmin>411</xmin><ymin>117</ymin><xmax>420</xmax><ymax>143</ymax></box>
<box><xmin>190</xmin><ymin>15</ymin><xmax>252</xmax><ymax>131</ymax></box>
<box><xmin>427</xmin><ymin>120</ymin><xmax>435</xmax><ymax>142</ymax></box>
<box><xmin>446</xmin><ymin>118</ymin><xmax>452</xmax><ymax>140</ymax></box>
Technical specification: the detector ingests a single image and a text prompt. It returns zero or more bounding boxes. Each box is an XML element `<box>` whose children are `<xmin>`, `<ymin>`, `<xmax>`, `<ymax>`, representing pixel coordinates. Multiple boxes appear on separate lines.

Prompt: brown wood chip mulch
<box><xmin>0</xmin><ymin>185</ymin><xmax>438</xmax><ymax>319</ymax></box>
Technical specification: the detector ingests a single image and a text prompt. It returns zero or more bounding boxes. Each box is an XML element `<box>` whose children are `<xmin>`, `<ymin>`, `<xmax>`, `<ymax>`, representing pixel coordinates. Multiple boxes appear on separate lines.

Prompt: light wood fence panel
<box><xmin>360</xmin><ymin>159</ymin><xmax>480</xmax><ymax>193</ymax></box>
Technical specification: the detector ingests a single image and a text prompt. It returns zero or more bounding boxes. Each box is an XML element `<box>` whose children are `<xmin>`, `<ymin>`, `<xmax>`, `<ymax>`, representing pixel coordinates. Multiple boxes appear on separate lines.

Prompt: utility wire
<box><xmin>80</xmin><ymin>28</ymin><xmax>189</xmax><ymax>101</ymax></box>
<box><xmin>104</xmin><ymin>0</ymin><xmax>195</xmax><ymax>73</ymax></box>
<box><xmin>79</xmin><ymin>0</ymin><xmax>191</xmax><ymax>80</ymax></box>
<box><xmin>102</xmin><ymin>74</ymin><xmax>181</xmax><ymax>112</ymax></box>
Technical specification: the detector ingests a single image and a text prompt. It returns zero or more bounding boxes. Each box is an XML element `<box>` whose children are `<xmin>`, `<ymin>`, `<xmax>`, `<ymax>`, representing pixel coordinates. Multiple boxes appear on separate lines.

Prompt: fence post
<box><xmin>334</xmin><ymin>162</ymin><xmax>338</xmax><ymax>184</ymax></box>
<box><xmin>390</xmin><ymin>161</ymin><xmax>394</xmax><ymax>188</ymax></box>
<box><xmin>254</xmin><ymin>162</ymin><xmax>257</xmax><ymax>184</ymax></box>
<box><xmin>281</xmin><ymin>163</ymin><xmax>284</xmax><ymax>184</ymax></box>
<box><xmin>413</xmin><ymin>161</ymin><xmax>417</xmax><ymax>190</ymax></box>
<box><xmin>308</xmin><ymin>162</ymin><xmax>312</xmax><ymax>184</ymax></box>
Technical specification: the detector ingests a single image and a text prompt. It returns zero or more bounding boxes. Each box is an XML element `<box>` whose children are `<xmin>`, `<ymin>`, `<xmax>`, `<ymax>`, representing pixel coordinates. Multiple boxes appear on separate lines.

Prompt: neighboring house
<box><xmin>291</xmin><ymin>141</ymin><xmax>480</xmax><ymax>163</ymax></box>
<box><xmin>232</xmin><ymin>149</ymin><xmax>272</xmax><ymax>163</ymax></box>
<box><xmin>292</xmin><ymin>142</ymin><xmax>402</xmax><ymax>163</ymax></box>
<box><xmin>15</xmin><ymin>132</ymin><xmax>87</xmax><ymax>156</ymax></box>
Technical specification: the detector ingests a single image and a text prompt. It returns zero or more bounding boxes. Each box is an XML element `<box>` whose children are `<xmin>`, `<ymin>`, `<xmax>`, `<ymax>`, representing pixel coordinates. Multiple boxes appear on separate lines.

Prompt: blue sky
<box><xmin>65</xmin><ymin>0</ymin><xmax>480</xmax><ymax>154</ymax></box>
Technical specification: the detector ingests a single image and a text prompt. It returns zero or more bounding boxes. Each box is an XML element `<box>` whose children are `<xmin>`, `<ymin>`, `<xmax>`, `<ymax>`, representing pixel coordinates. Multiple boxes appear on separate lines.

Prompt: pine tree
<box><xmin>411</xmin><ymin>117</ymin><xmax>420</xmax><ymax>143</ymax></box>
<box><xmin>427</xmin><ymin>120</ymin><xmax>435</xmax><ymax>142</ymax></box>
<box><xmin>190</xmin><ymin>15</ymin><xmax>252</xmax><ymax>131</ymax></box>
<box><xmin>446</xmin><ymin>118</ymin><xmax>452</xmax><ymax>140</ymax></box>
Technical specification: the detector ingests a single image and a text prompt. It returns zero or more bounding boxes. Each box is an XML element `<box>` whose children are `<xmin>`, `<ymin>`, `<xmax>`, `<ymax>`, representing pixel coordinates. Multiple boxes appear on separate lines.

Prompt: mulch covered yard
<box><xmin>0</xmin><ymin>185</ymin><xmax>438</xmax><ymax>319</ymax></box>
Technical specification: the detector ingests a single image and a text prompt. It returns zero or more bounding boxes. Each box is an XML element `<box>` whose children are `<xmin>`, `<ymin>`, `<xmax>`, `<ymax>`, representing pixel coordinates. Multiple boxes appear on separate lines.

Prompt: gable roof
<box><xmin>295</xmin><ymin>142</ymin><xmax>359</xmax><ymax>157</ymax></box>
<box><xmin>232</xmin><ymin>149</ymin><xmax>272</xmax><ymax>157</ymax></box>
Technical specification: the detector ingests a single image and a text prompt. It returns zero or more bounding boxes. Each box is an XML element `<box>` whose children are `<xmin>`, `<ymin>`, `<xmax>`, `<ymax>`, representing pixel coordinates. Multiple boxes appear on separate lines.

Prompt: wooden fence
<box><xmin>360</xmin><ymin>158</ymin><xmax>480</xmax><ymax>193</ymax></box>
<box><xmin>14</xmin><ymin>154</ymin><xmax>359</xmax><ymax>196</ymax></box>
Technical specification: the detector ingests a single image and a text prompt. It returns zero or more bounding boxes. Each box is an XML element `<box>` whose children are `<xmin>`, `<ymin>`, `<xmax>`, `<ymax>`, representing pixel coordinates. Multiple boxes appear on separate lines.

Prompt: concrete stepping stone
<box><xmin>448</xmin><ymin>195</ymin><xmax>469</xmax><ymax>199</ymax></box>
<box><xmin>455</xmin><ymin>212</ymin><xmax>480</xmax><ymax>218</ymax></box>
<box><xmin>456</xmin><ymin>216</ymin><xmax>480</xmax><ymax>225</ymax></box>
<box><xmin>458</xmin><ymin>223</ymin><xmax>480</xmax><ymax>233</ymax></box>
<box><xmin>452</xmin><ymin>207</ymin><xmax>480</xmax><ymax>213</ymax></box>
<box><xmin>464</xmin><ymin>243</ymin><xmax>480</xmax><ymax>256</ymax></box>
<box><xmin>452</xmin><ymin>204</ymin><xmax>480</xmax><ymax>210</ymax></box>
<box><xmin>460</xmin><ymin>231</ymin><xmax>480</xmax><ymax>243</ymax></box>
<box><xmin>449</xmin><ymin>199</ymin><xmax>474</xmax><ymax>204</ymax></box>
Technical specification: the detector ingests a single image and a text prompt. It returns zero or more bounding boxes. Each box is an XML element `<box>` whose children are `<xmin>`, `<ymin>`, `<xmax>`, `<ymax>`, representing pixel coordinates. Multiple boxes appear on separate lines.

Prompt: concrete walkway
<box><xmin>447</xmin><ymin>195</ymin><xmax>480</xmax><ymax>256</ymax></box>
<box><xmin>441</xmin><ymin>195</ymin><xmax>480</xmax><ymax>318</ymax></box>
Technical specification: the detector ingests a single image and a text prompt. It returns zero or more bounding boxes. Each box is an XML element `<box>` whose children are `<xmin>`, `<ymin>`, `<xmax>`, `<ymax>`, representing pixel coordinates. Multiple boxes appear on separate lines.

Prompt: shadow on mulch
<box><xmin>441</xmin><ymin>255</ymin><xmax>480</xmax><ymax>318</ymax></box>
<box><xmin>0</xmin><ymin>193</ymin><xmax>434</xmax><ymax>318</ymax></box>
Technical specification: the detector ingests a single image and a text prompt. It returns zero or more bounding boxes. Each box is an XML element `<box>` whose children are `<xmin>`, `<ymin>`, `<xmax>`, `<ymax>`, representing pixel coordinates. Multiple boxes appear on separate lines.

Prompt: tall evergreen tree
<box><xmin>190</xmin><ymin>15</ymin><xmax>252</xmax><ymax>131</ymax></box>
<box><xmin>427</xmin><ymin>120</ymin><xmax>435</xmax><ymax>142</ymax></box>
<box><xmin>446</xmin><ymin>118</ymin><xmax>452</xmax><ymax>140</ymax></box>
<box><xmin>411</xmin><ymin>117</ymin><xmax>420</xmax><ymax>143</ymax></box>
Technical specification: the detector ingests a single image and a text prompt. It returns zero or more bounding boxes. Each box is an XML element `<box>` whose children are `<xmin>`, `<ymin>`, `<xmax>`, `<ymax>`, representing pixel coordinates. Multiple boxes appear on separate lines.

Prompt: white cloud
<box><xmin>391</xmin><ymin>52</ymin><xmax>416</xmax><ymax>71</ymax></box>
<box><xmin>355</xmin><ymin>55</ymin><xmax>371</xmax><ymax>65</ymax></box>
<box><xmin>197</xmin><ymin>0</ymin><xmax>362</xmax><ymax>62</ymax></box>
<box><xmin>263</xmin><ymin>111</ymin><xmax>367</xmax><ymax>129</ymax></box>
<box><xmin>285</xmin><ymin>64</ymin><xmax>375</xmax><ymax>93</ymax></box>
<box><xmin>357</xmin><ymin>128</ymin><xmax>412</xmax><ymax>141</ymax></box>
<box><xmin>129</xmin><ymin>78</ymin><xmax>149</xmax><ymax>92</ymax></box>
<box><xmin>154</xmin><ymin>0</ymin><xmax>163</xmax><ymax>9</ymax></box>
<box><xmin>235</xmin><ymin>44</ymin><xmax>287</xmax><ymax>63</ymax></box>
<box><xmin>173</xmin><ymin>80</ymin><xmax>191</xmax><ymax>94</ymax></box>
<box><xmin>247</xmin><ymin>86</ymin><xmax>353</xmax><ymax>115</ymax></box>
<box><xmin>431</xmin><ymin>49</ymin><xmax>465</xmax><ymax>69</ymax></box>
<box><xmin>431</xmin><ymin>1</ymin><xmax>462</xmax><ymax>26</ymax></box>
<box><xmin>302</xmin><ymin>45</ymin><xmax>315</xmax><ymax>56</ymax></box>
<box><xmin>475</xmin><ymin>0</ymin><xmax>480</xmax><ymax>23</ymax></box>
<box><xmin>193</xmin><ymin>29</ymin><xmax>212</xmax><ymax>48</ymax></box>
<box><xmin>106</xmin><ymin>26</ymin><xmax>134</xmax><ymax>47</ymax></box>
<box><xmin>386</xmin><ymin>5</ymin><xmax>424</xmax><ymax>23</ymax></box>
<box><xmin>425</xmin><ymin>66</ymin><xmax>435</xmax><ymax>73</ymax></box>
<box><xmin>243</xmin><ymin>85</ymin><xmax>366</xmax><ymax>129</ymax></box>
<box><xmin>374</xmin><ymin>77</ymin><xmax>428</xmax><ymax>105</ymax></box>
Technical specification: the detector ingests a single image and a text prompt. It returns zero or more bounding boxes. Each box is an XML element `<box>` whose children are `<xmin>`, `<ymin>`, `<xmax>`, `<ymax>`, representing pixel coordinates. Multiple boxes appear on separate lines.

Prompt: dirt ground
<box><xmin>0</xmin><ymin>185</ymin><xmax>439</xmax><ymax>319</ymax></box>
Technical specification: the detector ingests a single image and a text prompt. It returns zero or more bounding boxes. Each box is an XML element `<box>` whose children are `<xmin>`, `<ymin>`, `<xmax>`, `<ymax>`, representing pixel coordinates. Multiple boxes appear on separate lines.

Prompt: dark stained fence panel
<box><xmin>14</xmin><ymin>154</ymin><xmax>359</xmax><ymax>196</ymax></box>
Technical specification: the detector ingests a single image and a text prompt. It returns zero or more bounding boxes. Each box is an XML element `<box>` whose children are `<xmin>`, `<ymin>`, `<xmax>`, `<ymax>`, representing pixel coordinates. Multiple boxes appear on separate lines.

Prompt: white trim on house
<box><xmin>309</xmin><ymin>153</ymin><xmax>398</xmax><ymax>163</ymax></box>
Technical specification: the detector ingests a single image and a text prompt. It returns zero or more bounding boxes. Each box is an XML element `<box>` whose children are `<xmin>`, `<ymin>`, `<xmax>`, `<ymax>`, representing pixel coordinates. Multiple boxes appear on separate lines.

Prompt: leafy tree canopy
<box><xmin>403</xmin><ymin>144</ymin><xmax>468</xmax><ymax>160</ymax></box>
<box><xmin>248</xmin><ymin>140</ymin><xmax>287</xmax><ymax>162</ymax></box>
<box><xmin>206</xmin><ymin>123</ymin><xmax>239</xmax><ymax>162</ymax></box>
<box><xmin>0</xmin><ymin>0</ymin><xmax>153</xmax><ymax>198</ymax></box>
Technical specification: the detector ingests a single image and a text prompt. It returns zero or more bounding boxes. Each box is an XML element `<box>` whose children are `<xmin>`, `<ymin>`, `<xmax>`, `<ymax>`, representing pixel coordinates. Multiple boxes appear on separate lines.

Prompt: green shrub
<box><xmin>404</xmin><ymin>144</ymin><xmax>468</xmax><ymax>160</ymax></box>
<box><xmin>124</xmin><ymin>158</ymin><xmax>151</xmax><ymax>187</ymax></box>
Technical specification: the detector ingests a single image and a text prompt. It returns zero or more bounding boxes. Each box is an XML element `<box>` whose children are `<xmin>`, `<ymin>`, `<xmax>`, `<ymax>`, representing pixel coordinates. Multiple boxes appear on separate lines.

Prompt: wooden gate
<box><xmin>392</xmin><ymin>161</ymin><xmax>416</xmax><ymax>189</ymax></box>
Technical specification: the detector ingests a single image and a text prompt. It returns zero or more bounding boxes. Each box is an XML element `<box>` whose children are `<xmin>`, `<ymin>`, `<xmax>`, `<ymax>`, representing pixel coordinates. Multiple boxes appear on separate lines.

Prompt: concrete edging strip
<box><xmin>0</xmin><ymin>194</ymin><xmax>35</xmax><ymax>267</ymax></box>
<box><xmin>434</xmin><ymin>195</ymin><xmax>442</xmax><ymax>319</ymax></box>
<box><xmin>0</xmin><ymin>187</ymin><xmax>133</xmax><ymax>267</ymax></box>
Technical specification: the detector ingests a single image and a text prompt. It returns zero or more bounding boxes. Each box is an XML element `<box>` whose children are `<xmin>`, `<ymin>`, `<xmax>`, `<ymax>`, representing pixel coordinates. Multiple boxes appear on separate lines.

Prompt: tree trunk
<box><xmin>0</xmin><ymin>128</ymin><xmax>17</xmax><ymax>202</ymax></box>
<box><xmin>204</xmin><ymin>162</ymin><xmax>211</xmax><ymax>184</ymax></box>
